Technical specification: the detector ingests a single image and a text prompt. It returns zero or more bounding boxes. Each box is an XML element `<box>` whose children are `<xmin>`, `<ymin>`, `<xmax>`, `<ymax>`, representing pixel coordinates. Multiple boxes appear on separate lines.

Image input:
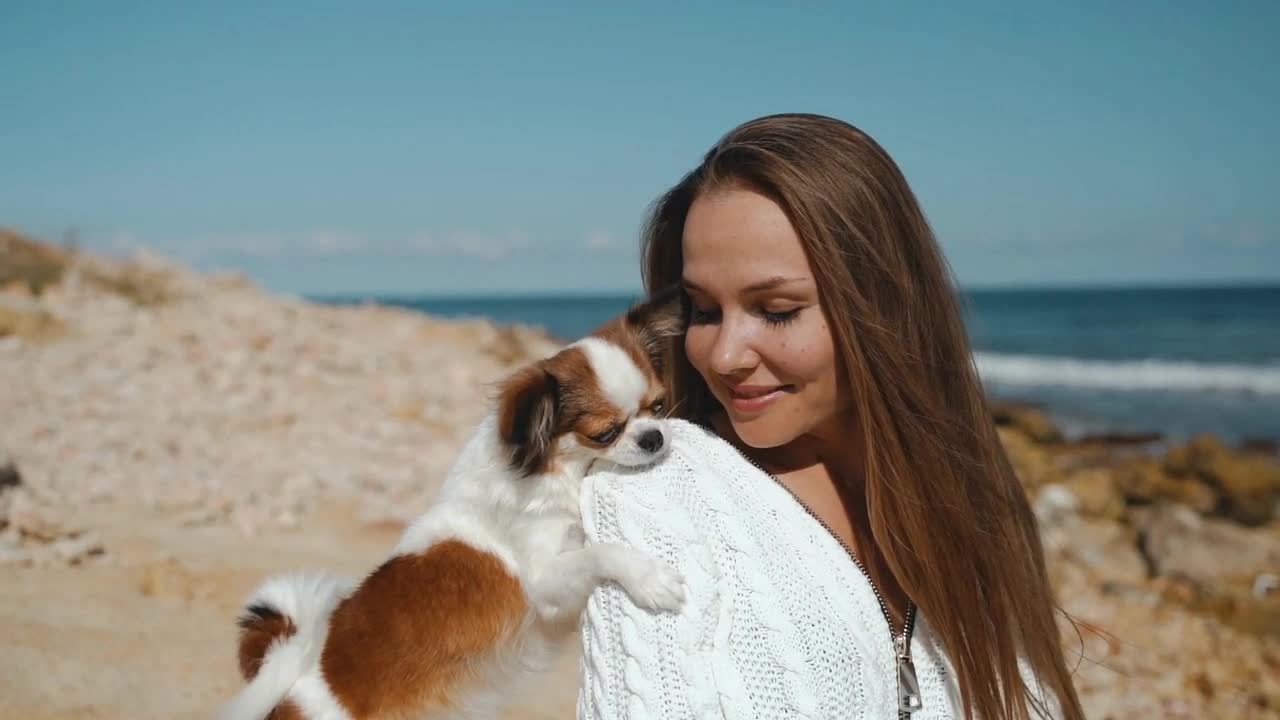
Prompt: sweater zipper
<box><xmin>731</xmin><ymin>447</ymin><xmax>921</xmax><ymax>718</ymax></box>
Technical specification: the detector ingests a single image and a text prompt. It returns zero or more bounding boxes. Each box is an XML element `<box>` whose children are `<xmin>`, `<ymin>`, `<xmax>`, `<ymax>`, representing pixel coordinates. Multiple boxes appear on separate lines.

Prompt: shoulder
<box><xmin>581</xmin><ymin>418</ymin><xmax>762</xmax><ymax>544</ymax></box>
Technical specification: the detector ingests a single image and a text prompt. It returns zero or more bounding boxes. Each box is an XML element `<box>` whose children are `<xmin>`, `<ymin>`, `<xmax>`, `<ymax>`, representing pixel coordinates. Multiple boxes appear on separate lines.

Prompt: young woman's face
<box><xmin>682</xmin><ymin>187</ymin><xmax>851</xmax><ymax>450</ymax></box>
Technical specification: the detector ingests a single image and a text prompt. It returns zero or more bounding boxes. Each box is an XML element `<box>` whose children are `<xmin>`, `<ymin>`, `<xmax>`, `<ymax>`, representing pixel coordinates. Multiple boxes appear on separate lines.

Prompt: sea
<box><xmin>323</xmin><ymin>285</ymin><xmax>1280</xmax><ymax>444</ymax></box>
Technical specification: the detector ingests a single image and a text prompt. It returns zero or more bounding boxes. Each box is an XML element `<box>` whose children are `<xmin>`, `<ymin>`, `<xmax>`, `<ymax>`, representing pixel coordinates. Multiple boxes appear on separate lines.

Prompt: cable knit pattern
<box><xmin>577</xmin><ymin>419</ymin><xmax>1061</xmax><ymax>720</ymax></box>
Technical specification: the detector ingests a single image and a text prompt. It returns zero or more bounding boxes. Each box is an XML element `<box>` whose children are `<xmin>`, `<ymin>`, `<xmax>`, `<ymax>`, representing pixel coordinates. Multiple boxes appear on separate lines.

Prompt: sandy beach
<box><xmin>2</xmin><ymin>229</ymin><xmax>1278</xmax><ymax>719</ymax></box>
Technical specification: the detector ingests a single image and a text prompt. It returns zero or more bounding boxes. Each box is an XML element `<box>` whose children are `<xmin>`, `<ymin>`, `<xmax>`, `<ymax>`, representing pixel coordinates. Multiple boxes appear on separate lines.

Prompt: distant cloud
<box><xmin>585</xmin><ymin>230</ymin><xmax>620</xmax><ymax>252</ymax></box>
<box><xmin>161</xmin><ymin>229</ymin><xmax>534</xmax><ymax>260</ymax></box>
<box><xmin>108</xmin><ymin>230</ymin><xmax>145</xmax><ymax>253</ymax></box>
<box><xmin>181</xmin><ymin>233</ymin><xmax>288</xmax><ymax>258</ymax></box>
<box><xmin>1226</xmin><ymin>224</ymin><xmax>1267</xmax><ymax>249</ymax></box>
<box><xmin>440</xmin><ymin>230</ymin><xmax>532</xmax><ymax>259</ymax></box>
<box><xmin>298</xmin><ymin>230</ymin><xmax>368</xmax><ymax>255</ymax></box>
<box><xmin>76</xmin><ymin>227</ymin><xmax>644</xmax><ymax>265</ymax></box>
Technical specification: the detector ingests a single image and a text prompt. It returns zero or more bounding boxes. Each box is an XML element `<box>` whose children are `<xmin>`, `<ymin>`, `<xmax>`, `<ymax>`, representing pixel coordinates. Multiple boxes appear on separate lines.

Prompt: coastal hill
<box><xmin>1</xmin><ymin>228</ymin><xmax>1277</xmax><ymax>718</ymax></box>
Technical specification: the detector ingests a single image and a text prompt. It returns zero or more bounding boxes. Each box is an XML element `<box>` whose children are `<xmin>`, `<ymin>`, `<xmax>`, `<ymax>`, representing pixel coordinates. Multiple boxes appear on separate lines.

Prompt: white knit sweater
<box><xmin>576</xmin><ymin>419</ymin><xmax>1058</xmax><ymax>720</ymax></box>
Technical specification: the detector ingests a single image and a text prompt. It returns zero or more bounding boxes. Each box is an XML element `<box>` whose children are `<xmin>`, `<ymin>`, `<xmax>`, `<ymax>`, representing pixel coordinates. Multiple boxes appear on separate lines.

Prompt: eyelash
<box><xmin>687</xmin><ymin>306</ymin><xmax>801</xmax><ymax>327</ymax></box>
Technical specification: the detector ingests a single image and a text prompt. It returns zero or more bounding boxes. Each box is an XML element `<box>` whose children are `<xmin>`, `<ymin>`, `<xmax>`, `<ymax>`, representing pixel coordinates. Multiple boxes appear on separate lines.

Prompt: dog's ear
<box><xmin>625</xmin><ymin>285</ymin><xmax>685</xmax><ymax>373</ymax></box>
<box><xmin>497</xmin><ymin>364</ymin><xmax>561</xmax><ymax>477</ymax></box>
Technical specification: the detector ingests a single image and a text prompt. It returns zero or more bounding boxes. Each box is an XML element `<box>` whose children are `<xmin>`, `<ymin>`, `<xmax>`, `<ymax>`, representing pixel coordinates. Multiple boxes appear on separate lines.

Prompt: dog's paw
<box><xmin>621</xmin><ymin>559</ymin><xmax>686</xmax><ymax>613</ymax></box>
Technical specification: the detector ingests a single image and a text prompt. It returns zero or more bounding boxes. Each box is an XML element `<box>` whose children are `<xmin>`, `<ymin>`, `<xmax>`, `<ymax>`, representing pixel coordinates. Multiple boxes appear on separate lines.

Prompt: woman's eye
<box><xmin>687</xmin><ymin>303</ymin><xmax>800</xmax><ymax>327</ymax></box>
<box><xmin>591</xmin><ymin>425</ymin><xmax>621</xmax><ymax>444</ymax></box>
<box><xmin>762</xmin><ymin>308</ymin><xmax>801</xmax><ymax>326</ymax></box>
<box><xmin>688</xmin><ymin>305</ymin><xmax>719</xmax><ymax>325</ymax></box>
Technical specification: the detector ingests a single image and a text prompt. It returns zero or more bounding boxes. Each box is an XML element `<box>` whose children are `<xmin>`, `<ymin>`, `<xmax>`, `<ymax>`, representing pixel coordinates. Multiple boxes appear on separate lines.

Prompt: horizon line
<box><xmin>308</xmin><ymin>278</ymin><xmax>1280</xmax><ymax>302</ymax></box>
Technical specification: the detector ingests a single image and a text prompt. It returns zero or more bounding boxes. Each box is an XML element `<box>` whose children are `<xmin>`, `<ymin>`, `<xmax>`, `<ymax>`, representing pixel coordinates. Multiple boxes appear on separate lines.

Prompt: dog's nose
<box><xmin>638</xmin><ymin>429</ymin><xmax>664</xmax><ymax>453</ymax></box>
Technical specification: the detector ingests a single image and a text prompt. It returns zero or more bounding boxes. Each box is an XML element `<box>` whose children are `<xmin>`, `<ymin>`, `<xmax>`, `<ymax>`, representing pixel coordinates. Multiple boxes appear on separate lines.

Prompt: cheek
<box><xmin>770</xmin><ymin>320</ymin><xmax>837</xmax><ymax>383</ymax></box>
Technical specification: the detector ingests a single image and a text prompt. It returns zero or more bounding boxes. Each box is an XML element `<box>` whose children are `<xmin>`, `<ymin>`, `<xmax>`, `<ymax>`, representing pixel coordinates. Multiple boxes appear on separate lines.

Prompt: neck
<box><xmin>711</xmin><ymin>410</ymin><xmax>866</xmax><ymax>488</ymax></box>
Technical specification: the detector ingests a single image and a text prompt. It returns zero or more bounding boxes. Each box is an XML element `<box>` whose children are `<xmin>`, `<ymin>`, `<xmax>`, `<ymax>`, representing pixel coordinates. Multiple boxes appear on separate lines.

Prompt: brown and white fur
<box><xmin>217</xmin><ymin>292</ymin><xmax>686</xmax><ymax>720</ymax></box>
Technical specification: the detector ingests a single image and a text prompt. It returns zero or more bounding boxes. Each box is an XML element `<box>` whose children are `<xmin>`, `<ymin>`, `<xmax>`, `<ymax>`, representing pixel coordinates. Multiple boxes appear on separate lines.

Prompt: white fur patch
<box><xmin>393</xmin><ymin>509</ymin><xmax>521</xmax><ymax>576</ymax></box>
<box><xmin>216</xmin><ymin>571</ymin><xmax>354</xmax><ymax>720</ymax></box>
<box><xmin>249</xmin><ymin>571</ymin><xmax>355</xmax><ymax>621</ymax></box>
<box><xmin>292</xmin><ymin>670</ymin><xmax>356</xmax><ymax>720</ymax></box>
<box><xmin>572</xmin><ymin>337</ymin><xmax>646</xmax><ymax>412</ymax></box>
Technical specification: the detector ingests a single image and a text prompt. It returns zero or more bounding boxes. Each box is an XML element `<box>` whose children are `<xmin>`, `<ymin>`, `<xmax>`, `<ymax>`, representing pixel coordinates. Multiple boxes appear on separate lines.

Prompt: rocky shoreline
<box><xmin>2</xmin><ymin>229</ymin><xmax>1278</xmax><ymax>718</ymax></box>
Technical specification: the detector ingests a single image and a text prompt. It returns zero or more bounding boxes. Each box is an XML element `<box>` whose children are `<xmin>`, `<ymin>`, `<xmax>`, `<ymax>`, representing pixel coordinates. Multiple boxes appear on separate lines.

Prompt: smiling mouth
<box><xmin>728</xmin><ymin>385</ymin><xmax>794</xmax><ymax>399</ymax></box>
<box><xmin>723</xmin><ymin>385</ymin><xmax>798</xmax><ymax>415</ymax></box>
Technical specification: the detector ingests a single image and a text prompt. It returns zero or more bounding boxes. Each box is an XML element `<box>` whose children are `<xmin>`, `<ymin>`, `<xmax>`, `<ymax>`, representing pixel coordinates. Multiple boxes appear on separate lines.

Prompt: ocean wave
<box><xmin>974</xmin><ymin>353</ymin><xmax>1280</xmax><ymax>395</ymax></box>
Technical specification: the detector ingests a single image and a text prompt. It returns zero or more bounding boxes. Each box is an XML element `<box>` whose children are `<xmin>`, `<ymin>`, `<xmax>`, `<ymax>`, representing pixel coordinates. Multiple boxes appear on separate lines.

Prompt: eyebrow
<box><xmin>682</xmin><ymin>275</ymin><xmax>809</xmax><ymax>294</ymax></box>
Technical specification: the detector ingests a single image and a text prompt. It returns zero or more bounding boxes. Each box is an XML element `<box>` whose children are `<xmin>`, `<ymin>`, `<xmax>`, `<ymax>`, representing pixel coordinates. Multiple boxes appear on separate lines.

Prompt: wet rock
<box><xmin>1241</xmin><ymin>437</ymin><xmax>1279</xmax><ymax>455</ymax></box>
<box><xmin>1074</xmin><ymin>431</ymin><xmax>1164</xmax><ymax>447</ymax></box>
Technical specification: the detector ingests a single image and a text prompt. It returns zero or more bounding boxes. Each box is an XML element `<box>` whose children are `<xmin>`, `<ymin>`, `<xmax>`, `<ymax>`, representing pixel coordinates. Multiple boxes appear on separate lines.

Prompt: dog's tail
<box><xmin>216</xmin><ymin>571</ymin><xmax>353</xmax><ymax>720</ymax></box>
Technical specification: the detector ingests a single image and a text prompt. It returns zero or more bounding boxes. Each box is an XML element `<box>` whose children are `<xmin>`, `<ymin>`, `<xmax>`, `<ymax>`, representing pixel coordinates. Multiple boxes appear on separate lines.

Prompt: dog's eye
<box><xmin>590</xmin><ymin>425</ymin><xmax>621</xmax><ymax>444</ymax></box>
<box><xmin>650</xmin><ymin>400</ymin><xmax>665</xmax><ymax>414</ymax></box>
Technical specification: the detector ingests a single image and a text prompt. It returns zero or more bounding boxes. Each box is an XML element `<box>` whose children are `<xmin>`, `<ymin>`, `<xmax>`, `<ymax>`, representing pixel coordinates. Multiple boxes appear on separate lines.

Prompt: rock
<box><xmin>1115</xmin><ymin>459</ymin><xmax>1217</xmax><ymax>514</ymax></box>
<box><xmin>1074</xmin><ymin>431</ymin><xmax>1164</xmax><ymax>447</ymax></box>
<box><xmin>0</xmin><ymin>546</ymin><xmax>33</xmax><ymax>566</ymax></box>
<box><xmin>51</xmin><ymin>532</ymin><xmax>104</xmax><ymax>564</ymax></box>
<box><xmin>177</xmin><ymin>507</ymin><xmax>225</xmax><ymax>528</ymax></box>
<box><xmin>1042</xmin><ymin>513</ymin><xmax>1147</xmax><ymax>585</ymax></box>
<box><xmin>1135</xmin><ymin>505</ymin><xmax>1280</xmax><ymax>635</ymax></box>
<box><xmin>991</xmin><ymin>401</ymin><xmax>1063</xmax><ymax>444</ymax></box>
<box><xmin>1241</xmin><ymin>437</ymin><xmax>1279</xmax><ymax>455</ymax></box>
<box><xmin>1154</xmin><ymin>572</ymin><xmax>1280</xmax><ymax>637</ymax></box>
<box><xmin>1064</xmin><ymin>469</ymin><xmax>1126</xmax><ymax>521</ymax></box>
<box><xmin>137</xmin><ymin>557</ymin><xmax>207</xmax><ymax>601</ymax></box>
<box><xmin>1134</xmin><ymin>504</ymin><xmax>1280</xmax><ymax>584</ymax></box>
<box><xmin>998</xmin><ymin>427</ymin><xmax>1064</xmax><ymax>490</ymax></box>
<box><xmin>0</xmin><ymin>297</ymin><xmax>64</xmax><ymax>342</ymax></box>
<box><xmin>6</xmin><ymin>490</ymin><xmax>74</xmax><ymax>541</ymax></box>
<box><xmin>1032</xmin><ymin>483</ymin><xmax>1079</xmax><ymax>528</ymax></box>
<box><xmin>1164</xmin><ymin>433</ymin><xmax>1222</xmax><ymax>476</ymax></box>
<box><xmin>1200</xmin><ymin>452</ymin><xmax>1280</xmax><ymax>526</ymax></box>
<box><xmin>0</xmin><ymin>460</ymin><xmax>18</xmax><ymax>489</ymax></box>
<box><xmin>1165</xmin><ymin>434</ymin><xmax>1280</xmax><ymax>525</ymax></box>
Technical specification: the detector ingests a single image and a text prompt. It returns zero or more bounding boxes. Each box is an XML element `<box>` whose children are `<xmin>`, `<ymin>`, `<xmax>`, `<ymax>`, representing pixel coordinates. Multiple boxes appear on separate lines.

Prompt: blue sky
<box><xmin>2</xmin><ymin>2</ymin><xmax>1277</xmax><ymax>295</ymax></box>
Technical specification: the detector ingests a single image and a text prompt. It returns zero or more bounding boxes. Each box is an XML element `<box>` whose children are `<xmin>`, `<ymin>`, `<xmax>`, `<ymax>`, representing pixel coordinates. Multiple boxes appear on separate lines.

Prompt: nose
<box><xmin>708</xmin><ymin>316</ymin><xmax>758</xmax><ymax>377</ymax></box>
<box><xmin>638</xmin><ymin>429</ymin><xmax>665</xmax><ymax>453</ymax></box>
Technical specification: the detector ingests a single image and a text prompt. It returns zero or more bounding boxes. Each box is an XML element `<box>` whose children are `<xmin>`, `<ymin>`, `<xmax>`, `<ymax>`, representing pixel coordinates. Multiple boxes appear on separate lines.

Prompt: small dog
<box><xmin>217</xmin><ymin>292</ymin><xmax>686</xmax><ymax>720</ymax></box>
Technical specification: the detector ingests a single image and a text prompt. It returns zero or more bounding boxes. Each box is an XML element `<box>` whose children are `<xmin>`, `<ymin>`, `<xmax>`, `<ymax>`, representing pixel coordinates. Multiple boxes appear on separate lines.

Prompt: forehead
<box><xmin>682</xmin><ymin>188</ymin><xmax>813</xmax><ymax>292</ymax></box>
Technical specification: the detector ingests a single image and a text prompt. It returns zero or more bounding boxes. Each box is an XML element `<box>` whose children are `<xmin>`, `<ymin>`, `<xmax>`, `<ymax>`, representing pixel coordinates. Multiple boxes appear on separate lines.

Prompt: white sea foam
<box><xmin>974</xmin><ymin>353</ymin><xmax>1280</xmax><ymax>395</ymax></box>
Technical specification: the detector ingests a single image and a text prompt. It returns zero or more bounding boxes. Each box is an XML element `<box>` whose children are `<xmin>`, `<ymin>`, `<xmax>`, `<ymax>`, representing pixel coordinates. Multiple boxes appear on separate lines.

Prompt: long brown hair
<box><xmin>642</xmin><ymin>113</ymin><xmax>1084</xmax><ymax>720</ymax></box>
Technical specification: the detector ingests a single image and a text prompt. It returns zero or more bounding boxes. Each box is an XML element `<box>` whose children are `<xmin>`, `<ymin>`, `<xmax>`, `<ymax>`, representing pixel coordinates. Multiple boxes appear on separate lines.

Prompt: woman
<box><xmin>577</xmin><ymin>114</ymin><xmax>1084</xmax><ymax>720</ymax></box>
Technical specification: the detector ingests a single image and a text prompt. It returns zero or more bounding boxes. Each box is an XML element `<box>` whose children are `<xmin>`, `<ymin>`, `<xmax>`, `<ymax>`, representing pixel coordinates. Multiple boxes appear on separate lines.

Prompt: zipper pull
<box><xmin>895</xmin><ymin>634</ymin><xmax>922</xmax><ymax>715</ymax></box>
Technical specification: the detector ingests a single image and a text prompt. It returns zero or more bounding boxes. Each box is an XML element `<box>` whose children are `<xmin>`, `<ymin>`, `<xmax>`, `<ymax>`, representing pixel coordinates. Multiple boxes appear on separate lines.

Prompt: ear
<box><xmin>625</xmin><ymin>284</ymin><xmax>685</xmax><ymax>372</ymax></box>
<box><xmin>497</xmin><ymin>364</ymin><xmax>560</xmax><ymax>477</ymax></box>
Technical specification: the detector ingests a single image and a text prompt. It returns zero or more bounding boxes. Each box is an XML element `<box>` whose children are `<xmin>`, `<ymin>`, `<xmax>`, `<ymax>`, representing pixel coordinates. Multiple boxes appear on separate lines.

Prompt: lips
<box><xmin>728</xmin><ymin>385</ymin><xmax>784</xmax><ymax>398</ymax></box>
<box><xmin>725</xmin><ymin>383</ymin><xmax>794</xmax><ymax>413</ymax></box>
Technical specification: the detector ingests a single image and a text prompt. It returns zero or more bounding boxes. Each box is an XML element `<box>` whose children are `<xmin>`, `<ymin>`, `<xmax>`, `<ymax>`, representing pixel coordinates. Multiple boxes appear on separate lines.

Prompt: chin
<box><xmin>730</xmin><ymin>420</ymin><xmax>798</xmax><ymax>450</ymax></box>
<box><xmin>718</xmin><ymin>403</ymin><xmax>804</xmax><ymax>450</ymax></box>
